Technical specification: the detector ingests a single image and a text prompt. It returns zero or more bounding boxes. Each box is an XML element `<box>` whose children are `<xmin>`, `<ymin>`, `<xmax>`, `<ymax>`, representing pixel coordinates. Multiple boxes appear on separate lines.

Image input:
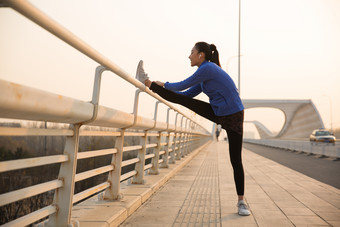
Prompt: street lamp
<box><xmin>238</xmin><ymin>0</ymin><xmax>241</xmax><ymax>96</ymax></box>
<box><xmin>226</xmin><ymin>0</ymin><xmax>242</xmax><ymax>96</ymax></box>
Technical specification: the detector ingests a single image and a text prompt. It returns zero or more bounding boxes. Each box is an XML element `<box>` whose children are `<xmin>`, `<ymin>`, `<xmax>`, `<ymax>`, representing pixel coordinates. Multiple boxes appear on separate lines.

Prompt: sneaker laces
<box><xmin>138</xmin><ymin>66</ymin><xmax>146</xmax><ymax>75</ymax></box>
<box><xmin>238</xmin><ymin>203</ymin><xmax>248</xmax><ymax>210</ymax></box>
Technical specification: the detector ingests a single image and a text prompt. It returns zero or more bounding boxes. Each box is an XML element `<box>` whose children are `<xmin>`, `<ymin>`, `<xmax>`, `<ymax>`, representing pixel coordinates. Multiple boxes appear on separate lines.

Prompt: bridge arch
<box><xmin>242</xmin><ymin>99</ymin><xmax>324</xmax><ymax>139</ymax></box>
<box><xmin>244</xmin><ymin>107</ymin><xmax>285</xmax><ymax>138</ymax></box>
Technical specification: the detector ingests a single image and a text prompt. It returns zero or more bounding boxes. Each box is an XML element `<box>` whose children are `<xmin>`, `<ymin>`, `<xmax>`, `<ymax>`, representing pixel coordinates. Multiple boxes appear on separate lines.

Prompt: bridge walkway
<box><xmin>119</xmin><ymin>141</ymin><xmax>340</xmax><ymax>226</ymax></box>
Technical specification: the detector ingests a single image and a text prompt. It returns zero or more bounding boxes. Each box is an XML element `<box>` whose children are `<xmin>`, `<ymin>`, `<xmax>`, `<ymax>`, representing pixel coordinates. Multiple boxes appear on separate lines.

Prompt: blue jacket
<box><xmin>164</xmin><ymin>61</ymin><xmax>244</xmax><ymax>116</ymax></box>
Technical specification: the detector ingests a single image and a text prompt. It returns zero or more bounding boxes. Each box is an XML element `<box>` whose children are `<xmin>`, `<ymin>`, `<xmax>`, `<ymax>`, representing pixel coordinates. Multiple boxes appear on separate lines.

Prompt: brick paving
<box><xmin>120</xmin><ymin>141</ymin><xmax>340</xmax><ymax>227</ymax></box>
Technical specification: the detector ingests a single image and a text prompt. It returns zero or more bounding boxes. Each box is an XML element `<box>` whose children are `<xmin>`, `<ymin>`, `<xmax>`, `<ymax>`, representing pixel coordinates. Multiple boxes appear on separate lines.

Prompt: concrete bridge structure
<box><xmin>243</xmin><ymin>99</ymin><xmax>324</xmax><ymax>139</ymax></box>
<box><xmin>0</xmin><ymin>1</ymin><xmax>339</xmax><ymax>226</ymax></box>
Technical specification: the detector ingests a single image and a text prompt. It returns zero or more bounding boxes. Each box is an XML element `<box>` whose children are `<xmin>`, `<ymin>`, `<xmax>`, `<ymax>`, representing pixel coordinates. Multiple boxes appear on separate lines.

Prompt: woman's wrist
<box><xmin>145</xmin><ymin>79</ymin><xmax>152</xmax><ymax>88</ymax></box>
<box><xmin>155</xmin><ymin>81</ymin><xmax>165</xmax><ymax>87</ymax></box>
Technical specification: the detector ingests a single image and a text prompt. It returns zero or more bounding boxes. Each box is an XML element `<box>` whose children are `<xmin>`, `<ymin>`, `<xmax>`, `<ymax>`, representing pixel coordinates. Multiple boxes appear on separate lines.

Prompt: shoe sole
<box><xmin>238</xmin><ymin>212</ymin><xmax>251</xmax><ymax>216</ymax></box>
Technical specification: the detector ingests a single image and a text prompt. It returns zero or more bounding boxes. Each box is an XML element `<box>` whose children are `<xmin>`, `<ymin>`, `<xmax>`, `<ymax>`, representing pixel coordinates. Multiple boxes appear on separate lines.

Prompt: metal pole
<box><xmin>238</xmin><ymin>0</ymin><xmax>241</xmax><ymax>96</ymax></box>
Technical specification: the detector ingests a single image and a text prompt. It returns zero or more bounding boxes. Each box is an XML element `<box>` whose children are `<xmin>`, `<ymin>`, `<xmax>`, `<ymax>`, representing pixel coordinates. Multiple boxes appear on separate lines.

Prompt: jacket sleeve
<box><xmin>175</xmin><ymin>84</ymin><xmax>202</xmax><ymax>98</ymax></box>
<box><xmin>164</xmin><ymin>66</ymin><xmax>207</xmax><ymax>91</ymax></box>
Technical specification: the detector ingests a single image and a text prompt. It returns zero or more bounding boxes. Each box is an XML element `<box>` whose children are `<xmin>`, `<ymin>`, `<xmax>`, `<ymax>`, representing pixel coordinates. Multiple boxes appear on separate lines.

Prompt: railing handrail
<box><xmin>1</xmin><ymin>0</ymin><xmax>209</xmax><ymax>134</ymax></box>
<box><xmin>0</xmin><ymin>78</ymin><xmax>208</xmax><ymax>134</ymax></box>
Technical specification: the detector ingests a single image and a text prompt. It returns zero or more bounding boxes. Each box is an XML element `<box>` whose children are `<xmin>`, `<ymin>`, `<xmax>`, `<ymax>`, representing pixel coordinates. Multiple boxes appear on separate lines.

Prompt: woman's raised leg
<box><xmin>149</xmin><ymin>82</ymin><xmax>217</xmax><ymax>123</ymax></box>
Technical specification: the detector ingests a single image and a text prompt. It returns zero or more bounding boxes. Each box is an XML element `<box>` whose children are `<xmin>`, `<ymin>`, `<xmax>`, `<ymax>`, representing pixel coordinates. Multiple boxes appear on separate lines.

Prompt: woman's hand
<box><xmin>154</xmin><ymin>81</ymin><xmax>165</xmax><ymax>87</ymax></box>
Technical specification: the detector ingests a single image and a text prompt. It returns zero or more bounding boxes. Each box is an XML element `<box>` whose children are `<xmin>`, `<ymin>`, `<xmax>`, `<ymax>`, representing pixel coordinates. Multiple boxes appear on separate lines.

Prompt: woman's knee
<box><xmin>230</xmin><ymin>157</ymin><xmax>243</xmax><ymax>169</ymax></box>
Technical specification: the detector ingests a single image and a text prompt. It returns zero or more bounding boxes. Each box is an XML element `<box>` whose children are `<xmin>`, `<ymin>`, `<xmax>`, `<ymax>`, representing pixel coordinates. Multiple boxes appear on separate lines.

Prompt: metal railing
<box><xmin>0</xmin><ymin>1</ymin><xmax>212</xmax><ymax>226</ymax></box>
<box><xmin>244</xmin><ymin>138</ymin><xmax>340</xmax><ymax>158</ymax></box>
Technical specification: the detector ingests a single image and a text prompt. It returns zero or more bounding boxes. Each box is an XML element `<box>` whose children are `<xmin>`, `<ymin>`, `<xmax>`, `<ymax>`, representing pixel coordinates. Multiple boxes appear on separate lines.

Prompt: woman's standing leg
<box><xmin>219</xmin><ymin>110</ymin><xmax>244</xmax><ymax>196</ymax></box>
<box><xmin>218</xmin><ymin>110</ymin><xmax>250</xmax><ymax>215</ymax></box>
<box><xmin>226</xmin><ymin>129</ymin><xmax>244</xmax><ymax>196</ymax></box>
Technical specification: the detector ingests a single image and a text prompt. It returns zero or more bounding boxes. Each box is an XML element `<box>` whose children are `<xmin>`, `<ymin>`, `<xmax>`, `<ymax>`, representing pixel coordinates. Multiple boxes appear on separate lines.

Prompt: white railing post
<box><xmin>81</xmin><ymin>65</ymin><xmax>108</xmax><ymax>124</ymax></box>
<box><xmin>168</xmin><ymin>131</ymin><xmax>176</xmax><ymax>164</ymax></box>
<box><xmin>178</xmin><ymin>115</ymin><xmax>185</xmax><ymax>158</ymax></box>
<box><xmin>188</xmin><ymin>120</ymin><xmax>193</xmax><ymax>153</ymax></box>
<box><xmin>160</xmin><ymin>108</ymin><xmax>171</xmax><ymax>168</ymax></box>
<box><xmin>183</xmin><ymin>118</ymin><xmax>189</xmax><ymax>156</ymax></box>
<box><xmin>191</xmin><ymin>122</ymin><xmax>195</xmax><ymax>152</ymax></box>
<box><xmin>186</xmin><ymin>120</ymin><xmax>192</xmax><ymax>154</ymax></box>
<box><xmin>175</xmin><ymin>114</ymin><xmax>182</xmax><ymax>160</ymax></box>
<box><xmin>149</xmin><ymin>132</ymin><xmax>161</xmax><ymax>175</ymax></box>
<box><xmin>191</xmin><ymin>123</ymin><xmax>196</xmax><ymax>148</ymax></box>
<box><xmin>127</xmin><ymin>89</ymin><xmax>143</xmax><ymax>129</ymax></box>
<box><xmin>149</xmin><ymin>101</ymin><xmax>161</xmax><ymax>175</ymax></box>
<box><xmin>169</xmin><ymin>112</ymin><xmax>179</xmax><ymax>163</ymax></box>
<box><xmin>133</xmin><ymin>131</ymin><xmax>147</xmax><ymax>184</ymax></box>
<box><xmin>181</xmin><ymin>118</ymin><xmax>186</xmax><ymax>157</ymax></box>
<box><xmin>47</xmin><ymin>124</ymin><xmax>80</xmax><ymax>227</ymax></box>
<box><xmin>104</xmin><ymin>130</ymin><xmax>125</xmax><ymax>200</ymax></box>
<box><xmin>161</xmin><ymin>133</ymin><xmax>171</xmax><ymax>168</ymax></box>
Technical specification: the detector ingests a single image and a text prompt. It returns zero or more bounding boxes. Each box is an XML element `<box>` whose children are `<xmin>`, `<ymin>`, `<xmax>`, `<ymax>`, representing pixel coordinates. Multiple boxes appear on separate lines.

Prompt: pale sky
<box><xmin>1</xmin><ymin>0</ymin><xmax>339</xmax><ymax>135</ymax></box>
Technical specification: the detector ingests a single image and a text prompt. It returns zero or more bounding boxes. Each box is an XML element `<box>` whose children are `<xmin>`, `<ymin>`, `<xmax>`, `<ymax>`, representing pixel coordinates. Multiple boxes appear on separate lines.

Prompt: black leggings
<box><xmin>150</xmin><ymin>83</ymin><xmax>245</xmax><ymax>196</ymax></box>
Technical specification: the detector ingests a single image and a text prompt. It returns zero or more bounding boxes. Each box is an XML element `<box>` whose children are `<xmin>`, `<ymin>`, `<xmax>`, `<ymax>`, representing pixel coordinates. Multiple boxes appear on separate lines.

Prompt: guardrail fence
<box><xmin>244</xmin><ymin>138</ymin><xmax>340</xmax><ymax>158</ymax></box>
<box><xmin>0</xmin><ymin>1</ymin><xmax>212</xmax><ymax>226</ymax></box>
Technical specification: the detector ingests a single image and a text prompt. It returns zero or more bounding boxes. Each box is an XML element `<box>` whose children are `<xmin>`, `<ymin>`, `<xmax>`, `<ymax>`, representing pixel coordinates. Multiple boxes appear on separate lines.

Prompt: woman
<box><xmin>135</xmin><ymin>42</ymin><xmax>250</xmax><ymax>216</ymax></box>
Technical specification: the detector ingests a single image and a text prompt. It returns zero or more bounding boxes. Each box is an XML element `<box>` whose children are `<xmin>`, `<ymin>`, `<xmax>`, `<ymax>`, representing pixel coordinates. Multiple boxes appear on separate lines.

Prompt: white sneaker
<box><xmin>237</xmin><ymin>200</ymin><xmax>251</xmax><ymax>216</ymax></box>
<box><xmin>135</xmin><ymin>60</ymin><xmax>149</xmax><ymax>84</ymax></box>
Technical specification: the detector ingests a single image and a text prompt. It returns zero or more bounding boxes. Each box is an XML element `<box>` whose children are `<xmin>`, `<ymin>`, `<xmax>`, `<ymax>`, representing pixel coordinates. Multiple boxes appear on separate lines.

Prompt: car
<box><xmin>310</xmin><ymin>129</ymin><xmax>336</xmax><ymax>144</ymax></box>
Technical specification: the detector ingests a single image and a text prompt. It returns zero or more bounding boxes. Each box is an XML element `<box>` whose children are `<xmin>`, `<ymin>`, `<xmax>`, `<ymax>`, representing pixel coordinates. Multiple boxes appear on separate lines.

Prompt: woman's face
<box><xmin>189</xmin><ymin>46</ymin><xmax>204</xmax><ymax>67</ymax></box>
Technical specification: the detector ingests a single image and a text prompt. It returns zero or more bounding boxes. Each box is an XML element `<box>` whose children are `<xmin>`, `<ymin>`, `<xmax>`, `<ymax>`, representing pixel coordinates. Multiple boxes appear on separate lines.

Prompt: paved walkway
<box><xmin>120</xmin><ymin>141</ymin><xmax>340</xmax><ymax>227</ymax></box>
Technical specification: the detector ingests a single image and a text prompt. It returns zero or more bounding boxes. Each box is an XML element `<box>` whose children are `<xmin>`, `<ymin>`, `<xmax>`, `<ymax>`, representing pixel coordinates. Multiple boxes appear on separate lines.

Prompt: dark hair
<box><xmin>194</xmin><ymin>42</ymin><xmax>221</xmax><ymax>67</ymax></box>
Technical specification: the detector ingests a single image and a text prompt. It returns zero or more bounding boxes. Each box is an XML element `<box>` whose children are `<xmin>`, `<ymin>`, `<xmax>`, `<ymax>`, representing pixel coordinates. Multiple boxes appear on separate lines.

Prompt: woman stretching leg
<box><xmin>136</xmin><ymin>42</ymin><xmax>250</xmax><ymax>216</ymax></box>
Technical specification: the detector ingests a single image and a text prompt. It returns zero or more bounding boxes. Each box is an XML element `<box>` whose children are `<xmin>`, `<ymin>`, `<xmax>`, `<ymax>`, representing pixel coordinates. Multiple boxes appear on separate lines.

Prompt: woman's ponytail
<box><xmin>209</xmin><ymin>44</ymin><xmax>221</xmax><ymax>67</ymax></box>
<box><xmin>194</xmin><ymin>42</ymin><xmax>221</xmax><ymax>67</ymax></box>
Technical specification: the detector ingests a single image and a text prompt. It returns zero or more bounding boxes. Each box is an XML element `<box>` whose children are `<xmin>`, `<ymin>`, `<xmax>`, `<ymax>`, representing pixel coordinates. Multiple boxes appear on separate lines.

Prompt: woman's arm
<box><xmin>176</xmin><ymin>84</ymin><xmax>202</xmax><ymax>98</ymax></box>
<box><xmin>152</xmin><ymin>81</ymin><xmax>202</xmax><ymax>98</ymax></box>
<box><xmin>164</xmin><ymin>67</ymin><xmax>207</xmax><ymax>91</ymax></box>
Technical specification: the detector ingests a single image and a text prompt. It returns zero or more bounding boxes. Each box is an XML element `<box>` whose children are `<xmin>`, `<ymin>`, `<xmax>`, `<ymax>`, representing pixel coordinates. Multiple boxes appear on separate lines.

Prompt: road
<box><xmin>243</xmin><ymin>142</ymin><xmax>340</xmax><ymax>189</ymax></box>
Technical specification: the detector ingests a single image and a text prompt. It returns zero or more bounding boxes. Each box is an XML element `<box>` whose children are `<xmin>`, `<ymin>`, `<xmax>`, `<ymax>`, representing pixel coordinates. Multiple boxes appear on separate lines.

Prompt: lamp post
<box><xmin>226</xmin><ymin>0</ymin><xmax>242</xmax><ymax>96</ymax></box>
<box><xmin>238</xmin><ymin>0</ymin><xmax>241</xmax><ymax>96</ymax></box>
